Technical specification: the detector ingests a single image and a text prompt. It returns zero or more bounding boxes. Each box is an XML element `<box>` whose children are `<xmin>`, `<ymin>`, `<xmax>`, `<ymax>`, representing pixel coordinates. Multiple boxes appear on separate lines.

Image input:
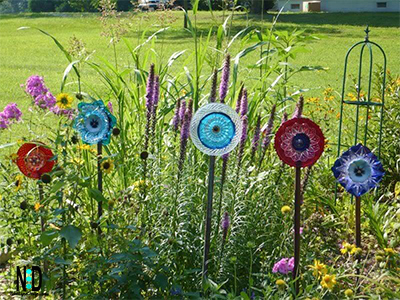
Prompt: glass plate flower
<box><xmin>275</xmin><ymin>118</ymin><xmax>325</xmax><ymax>167</ymax></box>
<box><xmin>73</xmin><ymin>100</ymin><xmax>116</xmax><ymax>145</ymax></box>
<box><xmin>190</xmin><ymin>103</ymin><xmax>242</xmax><ymax>156</ymax></box>
<box><xmin>17</xmin><ymin>143</ymin><xmax>56</xmax><ymax>179</ymax></box>
<box><xmin>332</xmin><ymin>144</ymin><xmax>384</xmax><ymax>197</ymax></box>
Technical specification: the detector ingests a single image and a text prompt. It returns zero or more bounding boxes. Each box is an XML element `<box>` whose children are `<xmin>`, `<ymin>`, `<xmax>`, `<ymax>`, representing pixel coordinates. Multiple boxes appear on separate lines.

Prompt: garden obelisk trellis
<box><xmin>333</xmin><ymin>26</ymin><xmax>387</xmax><ymax>283</ymax></box>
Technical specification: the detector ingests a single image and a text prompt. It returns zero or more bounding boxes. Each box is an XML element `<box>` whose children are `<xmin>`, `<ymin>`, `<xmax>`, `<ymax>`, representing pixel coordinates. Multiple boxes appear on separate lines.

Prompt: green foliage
<box><xmin>28</xmin><ymin>0</ymin><xmax>57</xmax><ymax>12</ymax></box>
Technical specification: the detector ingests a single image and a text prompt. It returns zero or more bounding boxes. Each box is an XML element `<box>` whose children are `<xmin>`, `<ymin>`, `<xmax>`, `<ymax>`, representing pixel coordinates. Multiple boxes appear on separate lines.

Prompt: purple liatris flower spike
<box><xmin>179</xmin><ymin>99</ymin><xmax>186</xmax><ymax>126</ymax></box>
<box><xmin>250</xmin><ymin>114</ymin><xmax>261</xmax><ymax>161</ymax></box>
<box><xmin>240</xmin><ymin>88</ymin><xmax>248</xmax><ymax>117</ymax></box>
<box><xmin>3</xmin><ymin>103</ymin><xmax>22</xmax><ymax>121</ymax></box>
<box><xmin>219</xmin><ymin>54</ymin><xmax>230</xmax><ymax>103</ymax></box>
<box><xmin>292</xmin><ymin>96</ymin><xmax>304</xmax><ymax>119</ymax></box>
<box><xmin>172</xmin><ymin>99</ymin><xmax>181</xmax><ymax>132</ymax></box>
<box><xmin>260</xmin><ymin>105</ymin><xmax>276</xmax><ymax>164</ymax></box>
<box><xmin>235</xmin><ymin>84</ymin><xmax>244</xmax><ymax>114</ymax></box>
<box><xmin>144</xmin><ymin>64</ymin><xmax>155</xmax><ymax>151</ymax></box>
<box><xmin>237</xmin><ymin>115</ymin><xmax>248</xmax><ymax>169</ymax></box>
<box><xmin>178</xmin><ymin>111</ymin><xmax>190</xmax><ymax>171</ymax></box>
<box><xmin>145</xmin><ymin>64</ymin><xmax>155</xmax><ymax>113</ymax></box>
<box><xmin>210</xmin><ymin>69</ymin><xmax>218</xmax><ymax>103</ymax></box>
<box><xmin>151</xmin><ymin>76</ymin><xmax>160</xmax><ymax>137</ymax></box>
<box><xmin>186</xmin><ymin>98</ymin><xmax>193</xmax><ymax>122</ymax></box>
<box><xmin>221</xmin><ymin>212</ymin><xmax>230</xmax><ymax>241</ymax></box>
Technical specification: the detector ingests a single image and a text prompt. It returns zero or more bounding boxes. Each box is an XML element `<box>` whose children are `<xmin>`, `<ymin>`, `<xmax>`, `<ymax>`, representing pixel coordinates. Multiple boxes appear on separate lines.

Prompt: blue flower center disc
<box><xmin>198</xmin><ymin>112</ymin><xmax>235</xmax><ymax>149</ymax></box>
<box><xmin>348</xmin><ymin>159</ymin><xmax>371</xmax><ymax>183</ymax></box>
<box><xmin>85</xmin><ymin>113</ymin><xmax>103</xmax><ymax>134</ymax></box>
<box><xmin>292</xmin><ymin>133</ymin><xmax>310</xmax><ymax>152</ymax></box>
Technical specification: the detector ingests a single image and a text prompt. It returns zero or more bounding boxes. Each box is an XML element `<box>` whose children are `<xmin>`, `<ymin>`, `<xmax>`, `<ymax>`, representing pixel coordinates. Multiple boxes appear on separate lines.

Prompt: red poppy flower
<box><xmin>16</xmin><ymin>143</ymin><xmax>56</xmax><ymax>179</ymax></box>
<box><xmin>274</xmin><ymin>118</ymin><xmax>325</xmax><ymax>168</ymax></box>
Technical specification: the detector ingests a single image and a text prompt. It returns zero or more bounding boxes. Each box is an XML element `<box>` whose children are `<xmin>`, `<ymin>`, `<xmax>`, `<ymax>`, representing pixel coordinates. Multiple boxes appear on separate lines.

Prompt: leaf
<box><xmin>49</xmin><ymin>180</ymin><xmax>66</xmax><ymax>194</ymax></box>
<box><xmin>54</xmin><ymin>257</ymin><xmax>72</xmax><ymax>265</ymax></box>
<box><xmin>192</xmin><ymin>0</ymin><xmax>199</xmax><ymax>15</ymax></box>
<box><xmin>154</xmin><ymin>273</ymin><xmax>168</xmax><ymax>290</ymax></box>
<box><xmin>395</xmin><ymin>182</ymin><xmax>400</xmax><ymax>197</ymax></box>
<box><xmin>40</xmin><ymin>231</ymin><xmax>58</xmax><ymax>246</ymax></box>
<box><xmin>61</xmin><ymin>60</ymin><xmax>80</xmax><ymax>92</ymax></box>
<box><xmin>88</xmin><ymin>188</ymin><xmax>107</xmax><ymax>203</ymax></box>
<box><xmin>60</xmin><ymin>225</ymin><xmax>82</xmax><ymax>248</ymax></box>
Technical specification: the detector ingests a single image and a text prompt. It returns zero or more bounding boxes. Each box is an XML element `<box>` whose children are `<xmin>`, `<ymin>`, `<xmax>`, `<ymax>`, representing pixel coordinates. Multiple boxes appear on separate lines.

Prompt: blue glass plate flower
<box><xmin>73</xmin><ymin>100</ymin><xmax>116</xmax><ymax>145</ymax></box>
<box><xmin>190</xmin><ymin>103</ymin><xmax>242</xmax><ymax>156</ymax></box>
<box><xmin>332</xmin><ymin>143</ymin><xmax>384</xmax><ymax>197</ymax></box>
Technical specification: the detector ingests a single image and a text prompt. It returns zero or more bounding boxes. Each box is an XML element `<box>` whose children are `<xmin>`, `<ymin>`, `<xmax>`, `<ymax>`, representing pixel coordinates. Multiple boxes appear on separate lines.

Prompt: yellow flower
<box><xmin>347</xmin><ymin>93</ymin><xmax>357</xmax><ymax>101</ymax></box>
<box><xmin>276</xmin><ymin>279</ymin><xmax>286</xmax><ymax>288</ymax></box>
<box><xmin>101</xmin><ymin>159</ymin><xmax>114</xmax><ymax>174</ymax></box>
<box><xmin>34</xmin><ymin>202</ymin><xmax>43</xmax><ymax>212</ymax></box>
<box><xmin>15</xmin><ymin>175</ymin><xmax>23</xmax><ymax>192</ymax></box>
<box><xmin>384</xmin><ymin>248</ymin><xmax>397</xmax><ymax>255</ymax></box>
<box><xmin>56</xmin><ymin>93</ymin><xmax>73</xmax><ymax>109</ymax></box>
<box><xmin>281</xmin><ymin>205</ymin><xmax>291</xmax><ymax>214</ymax></box>
<box><xmin>0</xmin><ymin>194</ymin><xmax>2</xmax><ymax>200</ymax></box>
<box><xmin>321</xmin><ymin>274</ymin><xmax>337</xmax><ymax>290</ymax></box>
<box><xmin>309</xmin><ymin>259</ymin><xmax>327</xmax><ymax>278</ymax></box>
<box><xmin>17</xmin><ymin>139</ymin><xmax>24</xmax><ymax>145</ymax></box>
<box><xmin>77</xmin><ymin>144</ymin><xmax>91</xmax><ymax>151</ymax></box>
<box><xmin>344</xmin><ymin>289</ymin><xmax>354</xmax><ymax>297</ymax></box>
<box><xmin>70</xmin><ymin>157</ymin><xmax>84</xmax><ymax>165</ymax></box>
<box><xmin>340</xmin><ymin>241</ymin><xmax>356</xmax><ymax>254</ymax></box>
<box><xmin>350</xmin><ymin>247</ymin><xmax>362</xmax><ymax>255</ymax></box>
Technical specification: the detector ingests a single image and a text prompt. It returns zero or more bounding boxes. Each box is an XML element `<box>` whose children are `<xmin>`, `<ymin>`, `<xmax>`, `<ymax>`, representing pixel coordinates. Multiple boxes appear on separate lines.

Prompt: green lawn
<box><xmin>0</xmin><ymin>11</ymin><xmax>399</xmax><ymax>130</ymax></box>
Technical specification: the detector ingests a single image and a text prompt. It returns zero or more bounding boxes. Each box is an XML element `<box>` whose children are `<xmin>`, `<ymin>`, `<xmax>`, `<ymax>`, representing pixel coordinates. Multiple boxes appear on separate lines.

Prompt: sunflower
<box><xmin>15</xmin><ymin>175</ymin><xmax>23</xmax><ymax>192</ymax></box>
<box><xmin>101</xmin><ymin>159</ymin><xmax>114</xmax><ymax>174</ymax></box>
<box><xmin>56</xmin><ymin>93</ymin><xmax>73</xmax><ymax>109</ymax></box>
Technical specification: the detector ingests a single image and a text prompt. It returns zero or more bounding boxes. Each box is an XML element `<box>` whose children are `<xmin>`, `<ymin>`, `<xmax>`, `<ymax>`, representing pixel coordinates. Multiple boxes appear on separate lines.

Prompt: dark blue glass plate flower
<box><xmin>73</xmin><ymin>100</ymin><xmax>116</xmax><ymax>145</ymax></box>
<box><xmin>190</xmin><ymin>103</ymin><xmax>241</xmax><ymax>156</ymax></box>
<box><xmin>332</xmin><ymin>143</ymin><xmax>384</xmax><ymax>197</ymax></box>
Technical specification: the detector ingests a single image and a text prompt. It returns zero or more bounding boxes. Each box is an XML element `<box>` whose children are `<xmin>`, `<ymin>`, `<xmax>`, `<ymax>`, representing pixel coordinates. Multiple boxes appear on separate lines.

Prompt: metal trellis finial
<box><xmin>364</xmin><ymin>25</ymin><xmax>370</xmax><ymax>41</ymax></box>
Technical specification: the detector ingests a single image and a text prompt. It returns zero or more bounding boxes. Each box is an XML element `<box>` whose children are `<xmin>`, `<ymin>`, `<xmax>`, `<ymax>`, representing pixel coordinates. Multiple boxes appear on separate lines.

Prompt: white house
<box><xmin>321</xmin><ymin>0</ymin><xmax>399</xmax><ymax>12</ymax></box>
<box><xmin>276</xmin><ymin>0</ymin><xmax>400</xmax><ymax>12</ymax></box>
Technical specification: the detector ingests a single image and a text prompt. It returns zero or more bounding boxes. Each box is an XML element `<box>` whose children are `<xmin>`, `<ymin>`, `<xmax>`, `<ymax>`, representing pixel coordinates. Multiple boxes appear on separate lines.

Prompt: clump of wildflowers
<box><xmin>144</xmin><ymin>64</ymin><xmax>155</xmax><ymax>152</ymax></box>
<box><xmin>309</xmin><ymin>259</ymin><xmax>327</xmax><ymax>278</ymax></box>
<box><xmin>235</xmin><ymin>84</ymin><xmax>244</xmax><ymax>113</ymax></box>
<box><xmin>240</xmin><ymin>88</ymin><xmax>248</xmax><ymax>117</ymax></box>
<box><xmin>340</xmin><ymin>241</ymin><xmax>361</xmax><ymax>255</ymax></box>
<box><xmin>3</xmin><ymin>103</ymin><xmax>22</xmax><ymax>121</ymax></box>
<box><xmin>272</xmin><ymin>257</ymin><xmax>295</xmax><ymax>274</ymax></box>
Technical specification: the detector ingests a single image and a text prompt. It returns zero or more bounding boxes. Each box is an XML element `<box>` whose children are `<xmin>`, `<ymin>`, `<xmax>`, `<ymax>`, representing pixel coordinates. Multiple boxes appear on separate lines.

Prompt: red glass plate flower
<box><xmin>16</xmin><ymin>143</ymin><xmax>56</xmax><ymax>179</ymax></box>
<box><xmin>274</xmin><ymin>118</ymin><xmax>325</xmax><ymax>168</ymax></box>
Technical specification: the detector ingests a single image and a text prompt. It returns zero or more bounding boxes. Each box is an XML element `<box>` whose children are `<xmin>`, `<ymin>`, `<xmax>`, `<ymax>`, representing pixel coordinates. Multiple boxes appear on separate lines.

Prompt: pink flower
<box><xmin>24</xmin><ymin>75</ymin><xmax>48</xmax><ymax>98</ymax></box>
<box><xmin>0</xmin><ymin>112</ymin><xmax>9</xmax><ymax>129</ymax></box>
<box><xmin>272</xmin><ymin>257</ymin><xmax>295</xmax><ymax>275</ymax></box>
<box><xmin>107</xmin><ymin>101</ymin><xmax>113</xmax><ymax>114</ymax></box>
<box><xmin>3</xmin><ymin>103</ymin><xmax>22</xmax><ymax>121</ymax></box>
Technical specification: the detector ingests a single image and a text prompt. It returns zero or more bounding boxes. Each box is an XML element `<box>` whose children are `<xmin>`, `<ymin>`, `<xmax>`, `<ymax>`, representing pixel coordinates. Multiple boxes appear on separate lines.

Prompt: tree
<box><xmin>28</xmin><ymin>0</ymin><xmax>56</xmax><ymax>12</ymax></box>
<box><xmin>68</xmin><ymin>0</ymin><xmax>98</xmax><ymax>12</ymax></box>
<box><xmin>251</xmin><ymin>0</ymin><xmax>274</xmax><ymax>14</ymax></box>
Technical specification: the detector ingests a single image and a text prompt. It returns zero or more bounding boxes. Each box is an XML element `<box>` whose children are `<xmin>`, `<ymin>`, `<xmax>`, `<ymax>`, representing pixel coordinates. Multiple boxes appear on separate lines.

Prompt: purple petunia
<box><xmin>272</xmin><ymin>257</ymin><xmax>295</xmax><ymax>275</ymax></box>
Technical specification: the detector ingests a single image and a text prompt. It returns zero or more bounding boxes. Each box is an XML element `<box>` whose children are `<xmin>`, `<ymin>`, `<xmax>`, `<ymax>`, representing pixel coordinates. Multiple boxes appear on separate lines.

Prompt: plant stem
<box><xmin>202</xmin><ymin>156</ymin><xmax>216</xmax><ymax>282</ymax></box>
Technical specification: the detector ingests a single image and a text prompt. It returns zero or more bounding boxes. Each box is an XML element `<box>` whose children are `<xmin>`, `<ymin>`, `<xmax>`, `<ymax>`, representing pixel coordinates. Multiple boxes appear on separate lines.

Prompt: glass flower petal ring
<box><xmin>190</xmin><ymin>103</ymin><xmax>242</xmax><ymax>156</ymax></box>
<box><xmin>16</xmin><ymin>142</ymin><xmax>56</xmax><ymax>179</ymax></box>
<box><xmin>332</xmin><ymin>144</ymin><xmax>384</xmax><ymax>197</ymax></box>
<box><xmin>73</xmin><ymin>100</ymin><xmax>116</xmax><ymax>145</ymax></box>
<box><xmin>275</xmin><ymin>117</ymin><xmax>325</xmax><ymax>167</ymax></box>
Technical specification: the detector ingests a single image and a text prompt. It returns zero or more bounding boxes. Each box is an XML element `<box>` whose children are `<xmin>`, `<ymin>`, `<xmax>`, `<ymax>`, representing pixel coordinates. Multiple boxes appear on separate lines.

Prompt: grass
<box><xmin>0</xmin><ymin>11</ymin><xmax>399</xmax><ymax>142</ymax></box>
